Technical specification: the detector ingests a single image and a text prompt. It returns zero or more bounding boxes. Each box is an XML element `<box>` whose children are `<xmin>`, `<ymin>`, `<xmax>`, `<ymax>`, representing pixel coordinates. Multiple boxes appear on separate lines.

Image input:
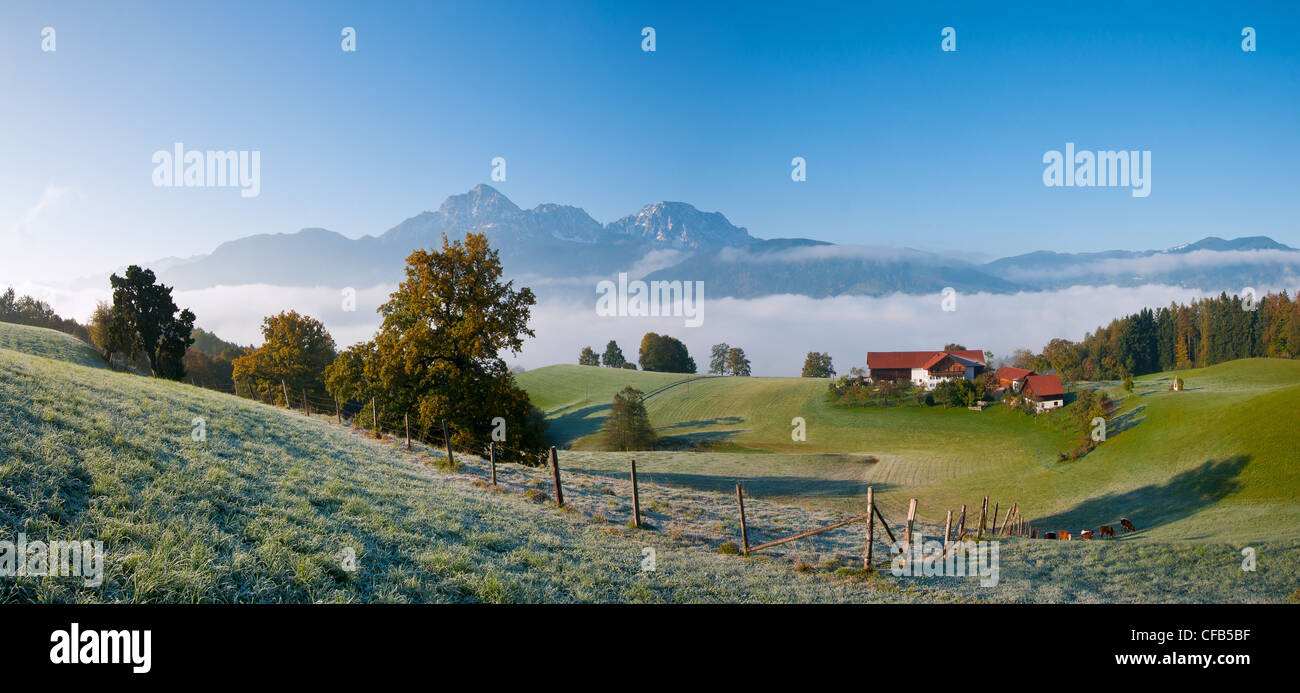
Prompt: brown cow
<box><xmin>1099</xmin><ymin>525</ymin><xmax>1116</xmax><ymax>538</ymax></box>
<box><xmin>1057</xmin><ymin>530</ymin><xmax>1071</xmax><ymax>541</ymax></box>
<box><xmin>1079</xmin><ymin>530</ymin><xmax>1095</xmax><ymax>540</ymax></box>
<box><xmin>1119</xmin><ymin>518</ymin><xmax>1137</xmax><ymax>533</ymax></box>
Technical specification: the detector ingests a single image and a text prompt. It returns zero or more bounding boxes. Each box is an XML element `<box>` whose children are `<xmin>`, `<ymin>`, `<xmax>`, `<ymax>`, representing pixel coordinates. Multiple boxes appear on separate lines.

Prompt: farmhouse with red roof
<box><xmin>995</xmin><ymin>366</ymin><xmax>1035</xmax><ymax>392</ymax></box>
<box><xmin>1022</xmin><ymin>374</ymin><xmax>1066</xmax><ymax>412</ymax></box>
<box><xmin>866</xmin><ymin>349</ymin><xmax>986</xmax><ymax>390</ymax></box>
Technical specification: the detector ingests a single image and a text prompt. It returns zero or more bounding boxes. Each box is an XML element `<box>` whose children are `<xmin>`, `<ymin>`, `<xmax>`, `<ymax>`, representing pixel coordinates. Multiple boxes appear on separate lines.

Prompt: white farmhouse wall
<box><xmin>1035</xmin><ymin>398</ymin><xmax>1064</xmax><ymax>413</ymax></box>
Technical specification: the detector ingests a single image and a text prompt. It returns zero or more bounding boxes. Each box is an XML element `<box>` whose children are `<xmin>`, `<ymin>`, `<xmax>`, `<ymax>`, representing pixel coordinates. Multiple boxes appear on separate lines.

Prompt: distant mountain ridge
<box><xmin>79</xmin><ymin>185</ymin><xmax>1300</xmax><ymax>298</ymax></box>
<box><xmin>985</xmin><ymin>235</ymin><xmax>1300</xmax><ymax>291</ymax></box>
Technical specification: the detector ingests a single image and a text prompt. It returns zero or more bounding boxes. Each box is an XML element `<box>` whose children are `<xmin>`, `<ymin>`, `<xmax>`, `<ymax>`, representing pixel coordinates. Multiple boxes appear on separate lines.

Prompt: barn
<box><xmin>1022</xmin><ymin>374</ymin><xmax>1066</xmax><ymax>412</ymax></box>
<box><xmin>995</xmin><ymin>366</ymin><xmax>1034</xmax><ymax>392</ymax></box>
<box><xmin>866</xmin><ymin>349</ymin><xmax>986</xmax><ymax>390</ymax></box>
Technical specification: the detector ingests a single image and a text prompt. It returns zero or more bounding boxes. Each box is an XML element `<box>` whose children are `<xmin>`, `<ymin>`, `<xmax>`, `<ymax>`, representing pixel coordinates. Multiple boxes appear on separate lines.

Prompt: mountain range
<box><xmin>80</xmin><ymin>184</ymin><xmax>1300</xmax><ymax>298</ymax></box>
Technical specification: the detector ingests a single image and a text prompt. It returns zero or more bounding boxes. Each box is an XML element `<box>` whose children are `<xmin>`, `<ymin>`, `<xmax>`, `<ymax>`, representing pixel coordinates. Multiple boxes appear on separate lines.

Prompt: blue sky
<box><xmin>2</xmin><ymin>0</ymin><xmax>1298</xmax><ymax>286</ymax></box>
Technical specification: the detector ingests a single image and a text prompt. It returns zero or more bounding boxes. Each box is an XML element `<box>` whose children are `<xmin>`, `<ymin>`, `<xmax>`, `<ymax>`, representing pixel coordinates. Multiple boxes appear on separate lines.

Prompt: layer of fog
<box><xmin>1000</xmin><ymin>248</ymin><xmax>1300</xmax><ymax>282</ymax></box>
<box><xmin>15</xmin><ymin>280</ymin><xmax>1280</xmax><ymax>377</ymax></box>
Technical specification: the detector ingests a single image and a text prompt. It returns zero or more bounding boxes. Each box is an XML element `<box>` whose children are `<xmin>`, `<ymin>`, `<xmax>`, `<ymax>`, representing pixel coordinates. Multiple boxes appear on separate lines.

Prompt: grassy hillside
<box><xmin>0</xmin><ymin>321</ymin><xmax>106</xmax><ymax>369</ymax></box>
<box><xmin>0</xmin><ymin>325</ymin><xmax>944</xmax><ymax>604</ymax></box>
<box><xmin>519</xmin><ymin>361</ymin><xmax>1300</xmax><ymax>544</ymax></box>
<box><xmin>4</xmin><ymin>325</ymin><xmax>1295</xmax><ymax>602</ymax></box>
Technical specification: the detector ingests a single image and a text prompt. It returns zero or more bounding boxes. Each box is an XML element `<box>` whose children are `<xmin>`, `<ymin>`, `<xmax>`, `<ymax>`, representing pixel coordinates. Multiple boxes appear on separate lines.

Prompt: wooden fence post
<box><xmin>281</xmin><ymin>380</ymin><xmax>289</xmax><ymax>408</ymax></box>
<box><xmin>405</xmin><ymin>412</ymin><xmax>411</xmax><ymax>450</ymax></box>
<box><xmin>488</xmin><ymin>441</ymin><xmax>497</xmax><ymax>485</ymax></box>
<box><xmin>371</xmin><ymin>397</ymin><xmax>377</xmax><ymax>429</ymax></box>
<box><xmin>1000</xmin><ymin>503</ymin><xmax>1016</xmax><ymax>537</ymax></box>
<box><xmin>943</xmin><ymin>510</ymin><xmax>953</xmax><ymax>555</ymax></box>
<box><xmin>735</xmin><ymin>484</ymin><xmax>749</xmax><ymax>555</ymax></box>
<box><xmin>630</xmin><ymin>459</ymin><xmax>642</xmax><ymax>529</ymax></box>
<box><xmin>991</xmin><ymin>502</ymin><xmax>1000</xmax><ymax>535</ymax></box>
<box><xmin>303</xmin><ymin>387</ymin><xmax>309</xmax><ymax>414</ymax></box>
<box><xmin>905</xmin><ymin>498</ymin><xmax>918</xmax><ymax>552</ymax></box>
<box><xmin>977</xmin><ymin>496</ymin><xmax>988</xmax><ymax>540</ymax></box>
<box><xmin>864</xmin><ymin>486</ymin><xmax>875</xmax><ymax>568</ymax></box>
<box><xmin>549</xmin><ymin>446</ymin><xmax>564</xmax><ymax>507</ymax></box>
<box><xmin>956</xmin><ymin>504</ymin><xmax>967</xmax><ymax>541</ymax></box>
<box><xmin>443</xmin><ymin>419</ymin><xmax>455</xmax><ymax>467</ymax></box>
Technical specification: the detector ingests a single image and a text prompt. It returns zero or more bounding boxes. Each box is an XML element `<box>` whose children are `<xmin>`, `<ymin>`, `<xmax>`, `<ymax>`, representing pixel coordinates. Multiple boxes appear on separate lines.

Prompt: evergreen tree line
<box><xmin>1028</xmin><ymin>291</ymin><xmax>1300</xmax><ymax>382</ymax></box>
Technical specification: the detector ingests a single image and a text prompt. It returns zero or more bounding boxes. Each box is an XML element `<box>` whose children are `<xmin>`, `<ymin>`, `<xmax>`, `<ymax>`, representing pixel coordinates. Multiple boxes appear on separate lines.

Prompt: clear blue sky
<box><xmin>2</xmin><ymin>0</ymin><xmax>1298</xmax><ymax>286</ymax></box>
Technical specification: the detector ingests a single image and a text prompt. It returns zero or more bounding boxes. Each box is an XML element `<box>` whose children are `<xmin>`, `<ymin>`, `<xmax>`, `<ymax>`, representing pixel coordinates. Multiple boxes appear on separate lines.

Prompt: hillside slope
<box><xmin>4</xmin><ymin>326</ymin><xmax>1295</xmax><ymax>602</ymax></box>
<box><xmin>519</xmin><ymin>361</ymin><xmax>1300</xmax><ymax>544</ymax></box>
<box><xmin>0</xmin><ymin>330</ymin><xmax>925</xmax><ymax>603</ymax></box>
<box><xmin>0</xmin><ymin>321</ymin><xmax>106</xmax><ymax>369</ymax></box>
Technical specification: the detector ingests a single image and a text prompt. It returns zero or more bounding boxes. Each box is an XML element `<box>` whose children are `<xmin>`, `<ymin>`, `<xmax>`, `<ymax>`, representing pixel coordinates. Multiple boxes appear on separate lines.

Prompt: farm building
<box><xmin>1022</xmin><ymin>374</ymin><xmax>1066</xmax><ymax>412</ymax></box>
<box><xmin>996</xmin><ymin>366</ymin><xmax>1034</xmax><ymax>392</ymax></box>
<box><xmin>866</xmin><ymin>349</ymin><xmax>986</xmax><ymax>390</ymax></box>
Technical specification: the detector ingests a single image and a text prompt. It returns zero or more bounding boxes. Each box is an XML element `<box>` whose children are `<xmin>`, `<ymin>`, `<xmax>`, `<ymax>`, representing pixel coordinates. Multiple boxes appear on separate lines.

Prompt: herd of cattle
<box><xmin>1041</xmin><ymin>518</ymin><xmax>1137</xmax><ymax>541</ymax></box>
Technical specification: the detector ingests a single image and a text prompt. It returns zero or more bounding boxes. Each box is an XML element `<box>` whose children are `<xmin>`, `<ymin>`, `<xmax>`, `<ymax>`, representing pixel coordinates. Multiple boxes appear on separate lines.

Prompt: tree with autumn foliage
<box><xmin>366</xmin><ymin>232</ymin><xmax>547</xmax><ymax>464</ymax></box>
<box><xmin>233</xmin><ymin>311</ymin><xmax>336</xmax><ymax>406</ymax></box>
<box><xmin>325</xmin><ymin>340</ymin><xmax>379</xmax><ymax>424</ymax></box>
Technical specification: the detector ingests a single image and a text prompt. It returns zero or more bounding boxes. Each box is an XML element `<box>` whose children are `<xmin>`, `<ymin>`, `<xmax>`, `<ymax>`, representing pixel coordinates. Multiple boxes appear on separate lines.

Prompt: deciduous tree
<box><xmin>369</xmin><ymin>233</ymin><xmax>546</xmax><ymax>464</ymax></box>
<box><xmin>801</xmin><ymin>351</ymin><xmax>835</xmax><ymax>378</ymax></box>
<box><xmin>602</xmin><ymin>386</ymin><xmax>656</xmax><ymax>451</ymax></box>
<box><xmin>725</xmin><ymin>347</ymin><xmax>751</xmax><ymax>376</ymax></box>
<box><xmin>639</xmin><ymin>333</ymin><xmax>696</xmax><ymax>373</ymax></box>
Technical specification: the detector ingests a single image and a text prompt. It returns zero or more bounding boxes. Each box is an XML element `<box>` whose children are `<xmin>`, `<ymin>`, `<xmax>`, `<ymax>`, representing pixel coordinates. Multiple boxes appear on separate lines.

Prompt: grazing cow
<box><xmin>1120</xmin><ymin>518</ymin><xmax>1137</xmax><ymax>533</ymax></box>
<box><xmin>1079</xmin><ymin>530</ymin><xmax>1095</xmax><ymax>540</ymax></box>
<box><xmin>1099</xmin><ymin>525</ymin><xmax>1116</xmax><ymax>538</ymax></box>
<box><xmin>1043</xmin><ymin>531</ymin><xmax>1057</xmax><ymax>540</ymax></box>
<box><xmin>1057</xmin><ymin>530</ymin><xmax>1071</xmax><ymax>541</ymax></box>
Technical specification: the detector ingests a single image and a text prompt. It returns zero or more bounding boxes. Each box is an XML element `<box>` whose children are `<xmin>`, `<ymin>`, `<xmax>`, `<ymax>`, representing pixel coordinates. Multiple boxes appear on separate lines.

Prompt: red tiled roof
<box><xmin>921</xmin><ymin>352</ymin><xmax>949</xmax><ymax>370</ymax></box>
<box><xmin>1024</xmin><ymin>374</ymin><xmax>1065</xmax><ymax>398</ymax></box>
<box><xmin>996</xmin><ymin>366</ymin><xmax>1034</xmax><ymax>381</ymax></box>
<box><xmin>868</xmin><ymin>350</ymin><xmax>985</xmax><ymax>370</ymax></box>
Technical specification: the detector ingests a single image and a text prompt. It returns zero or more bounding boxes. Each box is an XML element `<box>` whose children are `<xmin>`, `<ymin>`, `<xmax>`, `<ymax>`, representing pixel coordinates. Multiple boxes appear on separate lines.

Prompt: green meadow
<box><xmin>3</xmin><ymin>322</ymin><xmax>1296</xmax><ymax>602</ymax></box>
<box><xmin>0</xmin><ymin>323</ymin><xmax>925</xmax><ymax>603</ymax></box>
<box><xmin>519</xmin><ymin>362</ymin><xmax>1300</xmax><ymax>545</ymax></box>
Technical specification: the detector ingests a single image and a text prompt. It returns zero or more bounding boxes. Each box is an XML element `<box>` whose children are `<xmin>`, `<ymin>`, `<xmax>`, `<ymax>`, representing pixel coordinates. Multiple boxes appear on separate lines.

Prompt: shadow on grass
<box><xmin>658</xmin><ymin>416</ymin><xmax>744</xmax><ymax>430</ymax></box>
<box><xmin>542</xmin><ymin>403</ymin><xmax>611</xmax><ymax>446</ymax></box>
<box><xmin>1032</xmin><ymin>456</ymin><xmax>1250</xmax><ymax>535</ymax></box>
<box><xmin>569</xmin><ymin>467</ymin><xmax>889</xmax><ymax>499</ymax></box>
<box><xmin>653</xmin><ymin>429</ymin><xmax>746</xmax><ymax>450</ymax></box>
<box><xmin>1107</xmin><ymin>404</ymin><xmax>1145</xmax><ymax>437</ymax></box>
